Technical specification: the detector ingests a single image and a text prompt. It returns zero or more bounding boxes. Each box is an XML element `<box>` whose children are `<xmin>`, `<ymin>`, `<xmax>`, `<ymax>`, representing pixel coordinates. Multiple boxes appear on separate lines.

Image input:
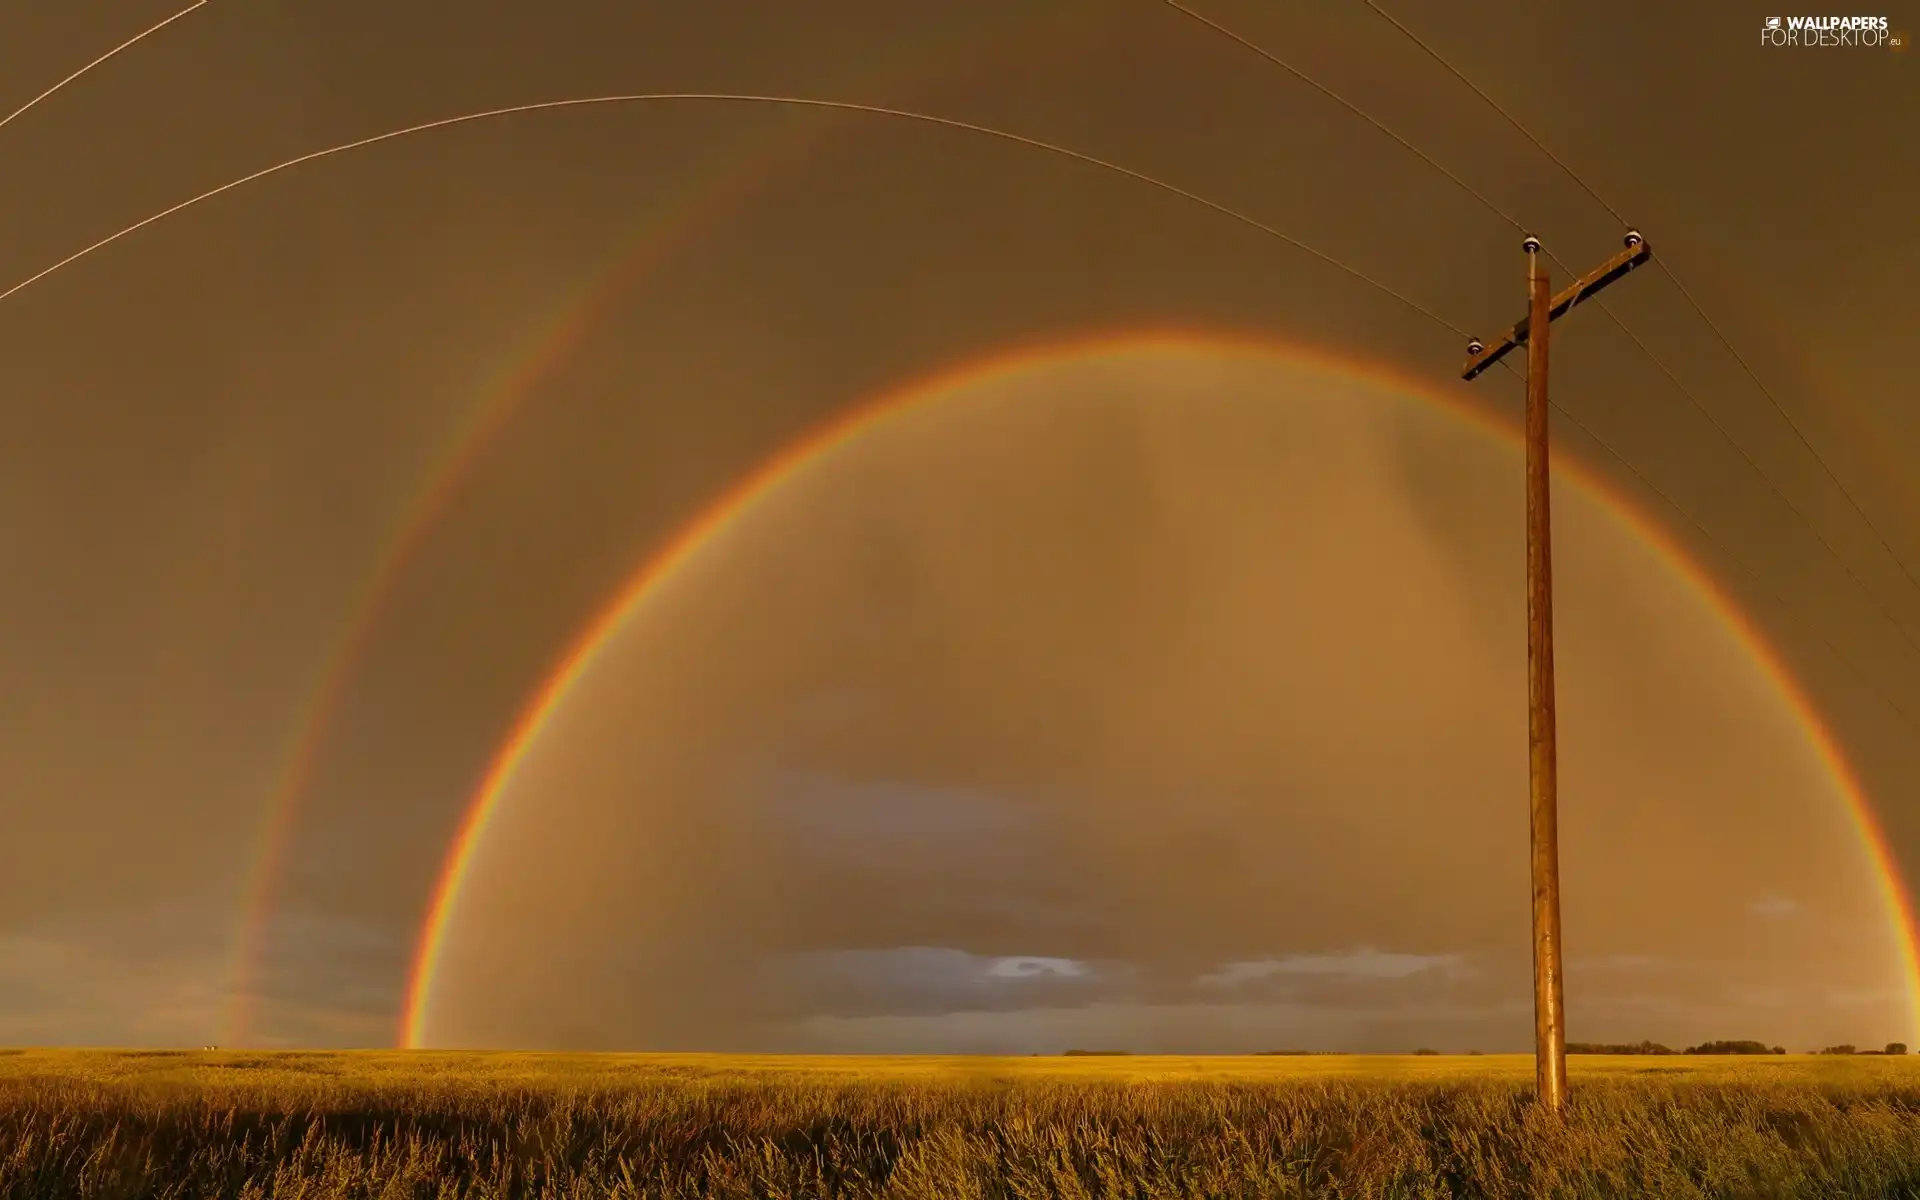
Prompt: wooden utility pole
<box><xmin>1461</xmin><ymin>230</ymin><xmax>1652</xmax><ymax>1114</ymax></box>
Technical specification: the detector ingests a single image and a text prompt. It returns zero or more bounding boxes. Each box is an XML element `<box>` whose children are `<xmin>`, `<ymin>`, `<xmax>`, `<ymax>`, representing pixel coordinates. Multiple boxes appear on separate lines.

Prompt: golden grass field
<box><xmin>5</xmin><ymin>1049</ymin><xmax>1920</xmax><ymax>1197</ymax></box>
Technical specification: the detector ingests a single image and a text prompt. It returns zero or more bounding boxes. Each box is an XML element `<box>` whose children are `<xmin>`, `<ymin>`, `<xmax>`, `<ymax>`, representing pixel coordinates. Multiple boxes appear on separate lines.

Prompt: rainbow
<box><xmin>217</xmin><ymin>130</ymin><xmax>799</xmax><ymax>1043</ymax></box>
<box><xmin>398</xmin><ymin>330</ymin><xmax>1920</xmax><ymax>1049</ymax></box>
<box><xmin>216</xmin><ymin>8</ymin><xmax>1118</xmax><ymax>1044</ymax></box>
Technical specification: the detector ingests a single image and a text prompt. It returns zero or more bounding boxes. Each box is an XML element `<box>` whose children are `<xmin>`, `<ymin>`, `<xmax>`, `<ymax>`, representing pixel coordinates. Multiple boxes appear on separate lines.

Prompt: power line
<box><xmin>9</xmin><ymin>81</ymin><xmax>1909</xmax><ymax>738</ymax></box>
<box><xmin>1160</xmin><ymin>0</ymin><xmax>1529</xmax><ymax>235</ymax></box>
<box><xmin>33</xmin><ymin>85</ymin><xmax>1862</xmax><ymax>723</ymax></box>
<box><xmin>1158</xmin><ymin>0</ymin><xmax>1920</xmax><ymax>652</ymax></box>
<box><xmin>0</xmin><ymin>1</ymin><xmax>209</xmax><ymax>137</ymax></box>
<box><xmin>1156</xmin><ymin>0</ymin><xmax>1920</xmax><ymax>712</ymax></box>
<box><xmin>1359</xmin><ymin>0</ymin><xmax>1920</xmax><ymax>610</ymax></box>
<box><xmin>1491</xmin><ymin>356</ymin><xmax>1916</xmax><ymax>733</ymax></box>
<box><xmin>1590</xmin><ymin>290</ymin><xmax>1920</xmax><ymax>664</ymax></box>
<box><xmin>0</xmin><ymin>91</ymin><xmax>1458</xmax><ymax>340</ymax></box>
<box><xmin>1651</xmin><ymin>259</ymin><xmax>1920</xmax><ymax>602</ymax></box>
<box><xmin>1357</xmin><ymin>0</ymin><xmax>1627</xmax><ymax>226</ymax></box>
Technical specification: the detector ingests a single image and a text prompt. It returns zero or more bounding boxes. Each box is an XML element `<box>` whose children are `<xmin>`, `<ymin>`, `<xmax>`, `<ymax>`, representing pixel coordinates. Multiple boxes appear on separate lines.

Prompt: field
<box><xmin>5</xmin><ymin>1050</ymin><xmax>1920</xmax><ymax>1198</ymax></box>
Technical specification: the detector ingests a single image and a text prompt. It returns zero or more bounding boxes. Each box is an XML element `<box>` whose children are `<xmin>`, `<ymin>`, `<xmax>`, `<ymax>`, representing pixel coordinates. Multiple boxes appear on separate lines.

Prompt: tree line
<box><xmin>1566</xmin><ymin>1041</ymin><xmax>1910</xmax><ymax>1056</ymax></box>
<box><xmin>1053</xmin><ymin>1043</ymin><xmax>1915</xmax><ymax>1056</ymax></box>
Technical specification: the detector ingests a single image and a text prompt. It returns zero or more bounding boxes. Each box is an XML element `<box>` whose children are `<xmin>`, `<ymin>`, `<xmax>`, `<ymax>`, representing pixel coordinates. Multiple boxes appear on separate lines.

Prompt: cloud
<box><xmin>986</xmin><ymin>956</ymin><xmax>1090</xmax><ymax>979</ymax></box>
<box><xmin>1568</xmin><ymin>954</ymin><xmax>1665</xmax><ymax>974</ymax></box>
<box><xmin>1822</xmin><ymin>986</ymin><xmax>1903</xmax><ymax>1009</ymax></box>
<box><xmin>768</xmin><ymin>946</ymin><xmax>1115</xmax><ymax>1019</ymax></box>
<box><xmin>1575</xmin><ymin>993</ymin><xmax>1690</xmax><ymax>1013</ymax></box>
<box><xmin>769</xmin><ymin>774</ymin><xmax>1029</xmax><ymax>850</ymax></box>
<box><xmin>783</xmin><ymin>997</ymin><xmax>1538</xmax><ymax>1056</ymax></box>
<box><xmin>0</xmin><ymin>908</ymin><xmax>228</xmax><ymax>1045</ymax></box>
<box><xmin>1196</xmin><ymin>949</ymin><xmax>1469</xmax><ymax>988</ymax></box>
<box><xmin>0</xmin><ymin>900</ymin><xmax>406</xmax><ymax>1048</ymax></box>
<box><xmin>758</xmin><ymin>944</ymin><xmax>1519</xmax><ymax>1035</ymax></box>
<box><xmin>1722</xmin><ymin>984</ymin><xmax>1791</xmax><ymax>1008</ymax></box>
<box><xmin>238</xmin><ymin>908</ymin><xmax>408</xmax><ymax>1047</ymax></box>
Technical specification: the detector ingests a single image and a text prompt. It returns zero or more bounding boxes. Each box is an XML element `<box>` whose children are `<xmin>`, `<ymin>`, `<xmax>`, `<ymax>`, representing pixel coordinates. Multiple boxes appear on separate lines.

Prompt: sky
<box><xmin>0</xmin><ymin>0</ymin><xmax>1915</xmax><ymax>1053</ymax></box>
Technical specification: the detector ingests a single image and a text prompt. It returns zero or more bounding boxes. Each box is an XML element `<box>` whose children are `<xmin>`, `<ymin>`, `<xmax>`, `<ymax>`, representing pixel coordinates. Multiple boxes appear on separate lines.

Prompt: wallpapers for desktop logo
<box><xmin>1760</xmin><ymin>15</ymin><xmax>1903</xmax><ymax>48</ymax></box>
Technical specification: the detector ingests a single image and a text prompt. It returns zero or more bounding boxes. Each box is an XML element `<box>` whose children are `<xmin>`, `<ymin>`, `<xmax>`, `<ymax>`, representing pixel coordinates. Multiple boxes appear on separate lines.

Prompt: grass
<box><xmin>3</xmin><ymin>1050</ymin><xmax>1920</xmax><ymax>1197</ymax></box>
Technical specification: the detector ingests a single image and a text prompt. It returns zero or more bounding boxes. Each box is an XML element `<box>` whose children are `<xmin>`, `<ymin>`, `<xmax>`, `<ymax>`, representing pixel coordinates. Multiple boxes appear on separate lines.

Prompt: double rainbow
<box><xmin>395</xmin><ymin>331</ymin><xmax>1920</xmax><ymax>1049</ymax></box>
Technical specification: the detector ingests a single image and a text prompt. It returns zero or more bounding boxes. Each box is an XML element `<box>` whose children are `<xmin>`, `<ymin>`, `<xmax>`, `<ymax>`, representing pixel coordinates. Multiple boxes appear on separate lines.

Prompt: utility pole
<box><xmin>1461</xmin><ymin>230</ymin><xmax>1652</xmax><ymax>1114</ymax></box>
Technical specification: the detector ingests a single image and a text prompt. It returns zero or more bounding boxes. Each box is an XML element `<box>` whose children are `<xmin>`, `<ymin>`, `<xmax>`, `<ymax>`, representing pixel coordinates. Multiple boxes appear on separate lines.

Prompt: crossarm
<box><xmin>1461</xmin><ymin>239</ymin><xmax>1653</xmax><ymax>380</ymax></box>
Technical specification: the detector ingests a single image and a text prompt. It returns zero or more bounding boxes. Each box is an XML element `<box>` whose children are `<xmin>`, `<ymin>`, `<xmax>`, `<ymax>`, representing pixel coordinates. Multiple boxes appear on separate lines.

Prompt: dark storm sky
<box><xmin>0</xmin><ymin>0</ymin><xmax>1914</xmax><ymax>1049</ymax></box>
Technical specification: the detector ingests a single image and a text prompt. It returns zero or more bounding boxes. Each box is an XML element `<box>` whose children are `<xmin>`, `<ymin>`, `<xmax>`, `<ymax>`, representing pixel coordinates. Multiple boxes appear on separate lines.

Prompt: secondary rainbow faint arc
<box><xmin>398</xmin><ymin>329</ymin><xmax>1920</xmax><ymax>1049</ymax></box>
<box><xmin>200</xmin><ymin>13</ymin><xmax>1499</xmax><ymax>1039</ymax></box>
<box><xmin>216</xmin><ymin>0</ymin><xmax>1108</xmax><ymax>1043</ymax></box>
<box><xmin>216</xmin><ymin>2</ymin><xmax>1240</xmax><ymax>1045</ymax></box>
<box><xmin>218</xmin><ymin>114</ymin><xmax>821</xmax><ymax>1045</ymax></box>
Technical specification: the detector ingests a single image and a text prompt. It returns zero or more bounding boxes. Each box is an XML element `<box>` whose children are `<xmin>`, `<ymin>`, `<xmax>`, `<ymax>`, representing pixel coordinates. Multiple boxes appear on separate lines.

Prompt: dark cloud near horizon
<box><xmin>0</xmin><ymin>905</ymin><xmax>395</xmax><ymax>1047</ymax></box>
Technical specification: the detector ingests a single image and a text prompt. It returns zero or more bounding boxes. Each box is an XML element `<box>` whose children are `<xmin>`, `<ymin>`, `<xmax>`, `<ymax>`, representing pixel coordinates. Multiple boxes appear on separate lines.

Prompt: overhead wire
<box><xmin>6</xmin><ymin>37</ymin><xmax>1910</xmax><ymax>732</ymax></box>
<box><xmin>24</xmin><ymin>6</ymin><xmax>1901</xmax><ymax>661</ymax></box>
<box><xmin>0</xmin><ymin>1</ymin><xmax>209</xmax><ymax>137</ymax></box>
<box><xmin>0</xmin><ymin>91</ymin><xmax>1459</xmax><ymax>337</ymax></box>
<box><xmin>1584</xmin><ymin>299</ymin><xmax>1920</xmax><ymax>665</ymax></box>
<box><xmin>1492</xmin><ymin>351</ymin><xmax>1915</xmax><ymax>729</ymax></box>
<box><xmin>1158</xmin><ymin>0</ymin><xmax>1920</xmax><ymax>728</ymax></box>
<box><xmin>1357</xmin><ymin>0</ymin><xmax>1626</xmax><ymax>225</ymax></box>
<box><xmin>1160</xmin><ymin>0</ymin><xmax>1518</xmax><ymax>231</ymax></box>
<box><xmin>1360</xmin><ymin>0</ymin><xmax>1920</xmax><ymax>605</ymax></box>
<box><xmin>1160</xmin><ymin>0</ymin><xmax>1920</xmax><ymax>651</ymax></box>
